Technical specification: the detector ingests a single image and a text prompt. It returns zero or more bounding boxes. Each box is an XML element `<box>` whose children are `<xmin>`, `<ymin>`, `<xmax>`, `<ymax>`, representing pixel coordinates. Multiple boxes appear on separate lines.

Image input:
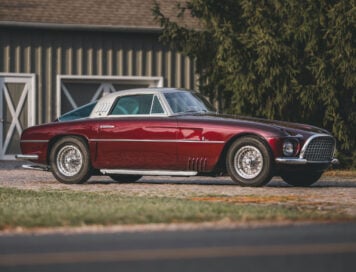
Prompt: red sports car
<box><xmin>16</xmin><ymin>88</ymin><xmax>339</xmax><ymax>186</ymax></box>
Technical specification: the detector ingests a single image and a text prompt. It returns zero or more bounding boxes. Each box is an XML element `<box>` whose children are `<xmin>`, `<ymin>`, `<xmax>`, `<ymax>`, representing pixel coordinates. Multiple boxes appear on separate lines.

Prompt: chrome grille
<box><xmin>301</xmin><ymin>136</ymin><xmax>335</xmax><ymax>162</ymax></box>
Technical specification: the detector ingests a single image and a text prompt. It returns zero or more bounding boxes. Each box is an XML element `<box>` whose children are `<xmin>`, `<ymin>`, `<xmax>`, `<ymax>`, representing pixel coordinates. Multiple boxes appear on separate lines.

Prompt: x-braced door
<box><xmin>0</xmin><ymin>74</ymin><xmax>35</xmax><ymax>159</ymax></box>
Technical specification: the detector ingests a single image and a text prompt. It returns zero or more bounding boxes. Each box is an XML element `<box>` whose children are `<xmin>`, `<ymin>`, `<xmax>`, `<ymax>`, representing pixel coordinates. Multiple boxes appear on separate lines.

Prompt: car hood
<box><xmin>179</xmin><ymin>113</ymin><xmax>330</xmax><ymax>136</ymax></box>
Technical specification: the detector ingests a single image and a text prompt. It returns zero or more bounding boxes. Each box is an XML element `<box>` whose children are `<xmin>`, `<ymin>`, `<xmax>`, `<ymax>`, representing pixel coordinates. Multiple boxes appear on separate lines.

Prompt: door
<box><xmin>93</xmin><ymin>93</ymin><xmax>178</xmax><ymax>170</ymax></box>
<box><xmin>0</xmin><ymin>74</ymin><xmax>35</xmax><ymax>159</ymax></box>
<box><xmin>94</xmin><ymin>118</ymin><xmax>178</xmax><ymax>170</ymax></box>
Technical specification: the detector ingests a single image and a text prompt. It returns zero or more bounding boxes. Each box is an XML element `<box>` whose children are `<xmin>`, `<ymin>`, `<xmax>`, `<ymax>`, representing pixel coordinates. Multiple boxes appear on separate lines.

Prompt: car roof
<box><xmin>96</xmin><ymin>87</ymin><xmax>189</xmax><ymax>104</ymax></box>
<box><xmin>89</xmin><ymin>87</ymin><xmax>191</xmax><ymax>118</ymax></box>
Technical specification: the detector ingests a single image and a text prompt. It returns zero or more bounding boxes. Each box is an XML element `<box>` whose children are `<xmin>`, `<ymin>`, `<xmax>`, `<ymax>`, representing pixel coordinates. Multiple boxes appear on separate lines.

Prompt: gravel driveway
<box><xmin>1</xmin><ymin>161</ymin><xmax>356</xmax><ymax>217</ymax></box>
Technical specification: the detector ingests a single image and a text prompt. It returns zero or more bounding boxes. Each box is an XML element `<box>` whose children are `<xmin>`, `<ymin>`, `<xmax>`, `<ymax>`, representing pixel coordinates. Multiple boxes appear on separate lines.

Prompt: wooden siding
<box><xmin>0</xmin><ymin>27</ymin><xmax>196</xmax><ymax>123</ymax></box>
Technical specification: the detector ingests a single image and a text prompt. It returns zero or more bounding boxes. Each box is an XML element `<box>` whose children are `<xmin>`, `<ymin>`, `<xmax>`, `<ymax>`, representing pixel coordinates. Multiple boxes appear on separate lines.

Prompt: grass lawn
<box><xmin>0</xmin><ymin>187</ymin><xmax>351</xmax><ymax>230</ymax></box>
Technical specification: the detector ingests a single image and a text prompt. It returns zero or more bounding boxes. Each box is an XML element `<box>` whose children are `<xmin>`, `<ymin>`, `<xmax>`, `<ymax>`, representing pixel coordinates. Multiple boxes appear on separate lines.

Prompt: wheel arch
<box><xmin>216</xmin><ymin>133</ymin><xmax>274</xmax><ymax>173</ymax></box>
<box><xmin>47</xmin><ymin>134</ymin><xmax>90</xmax><ymax>165</ymax></box>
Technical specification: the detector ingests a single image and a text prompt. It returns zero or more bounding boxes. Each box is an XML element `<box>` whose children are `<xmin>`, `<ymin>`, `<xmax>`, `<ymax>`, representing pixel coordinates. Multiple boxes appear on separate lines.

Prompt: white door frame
<box><xmin>0</xmin><ymin>73</ymin><xmax>36</xmax><ymax>160</ymax></box>
<box><xmin>56</xmin><ymin>75</ymin><xmax>164</xmax><ymax>117</ymax></box>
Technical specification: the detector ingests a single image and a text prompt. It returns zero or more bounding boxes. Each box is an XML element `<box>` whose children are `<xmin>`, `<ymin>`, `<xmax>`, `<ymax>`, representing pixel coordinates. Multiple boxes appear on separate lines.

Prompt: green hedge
<box><xmin>153</xmin><ymin>0</ymin><xmax>355</xmax><ymax>168</ymax></box>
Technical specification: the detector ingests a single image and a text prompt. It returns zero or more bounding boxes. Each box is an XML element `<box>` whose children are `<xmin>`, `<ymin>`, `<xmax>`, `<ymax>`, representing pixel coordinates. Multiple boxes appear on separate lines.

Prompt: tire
<box><xmin>281</xmin><ymin>171</ymin><xmax>323</xmax><ymax>187</ymax></box>
<box><xmin>109</xmin><ymin>175</ymin><xmax>142</xmax><ymax>183</ymax></box>
<box><xmin>226</xmin><ymin>137</ymin><xmax>273</xmax><ymax>187</ymax></box>
<box><xmin>50</xmin><ymin>136</ymin><xmax>92</xmax><ymax>184</ymax></box>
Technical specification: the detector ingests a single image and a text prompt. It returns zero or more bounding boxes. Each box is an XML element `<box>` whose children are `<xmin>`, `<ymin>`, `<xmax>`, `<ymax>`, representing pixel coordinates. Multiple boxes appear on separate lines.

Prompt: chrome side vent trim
<box><xmin>187</xmin><ymin>157</ymin><xmax>207</xmax><ymax>172</ymax></box>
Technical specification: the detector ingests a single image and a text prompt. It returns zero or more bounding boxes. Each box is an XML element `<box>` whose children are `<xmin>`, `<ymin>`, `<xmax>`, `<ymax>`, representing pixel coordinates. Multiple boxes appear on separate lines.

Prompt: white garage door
<box><xmin>0</xmin><ymin>74</ymin><xmax>35</xmax><ymax>159</ymax></box>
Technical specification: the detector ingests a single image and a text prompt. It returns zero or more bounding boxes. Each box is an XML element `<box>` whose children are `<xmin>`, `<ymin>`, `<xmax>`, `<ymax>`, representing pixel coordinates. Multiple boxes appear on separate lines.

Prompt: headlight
<box><xmin>283</xmin><ymin>140</ymin><xmax>294</xmax><ymax>156</ymax></box>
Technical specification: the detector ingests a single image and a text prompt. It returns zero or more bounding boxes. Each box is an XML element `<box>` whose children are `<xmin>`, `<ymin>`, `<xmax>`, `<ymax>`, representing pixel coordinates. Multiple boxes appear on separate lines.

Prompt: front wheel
<box><xmin>226</xmin><ymin>137</ymin><xmax>273</xmax><ymax>187</ymax></box>
<box><xmin>281</xmin><ymin>172</ymin><xmax>323</xmax><ymax>187</ymax></box>
<box><xmin>50</xmin><ymin>137</ymin><xmax>91</xmax><ymax>184</ymax></box>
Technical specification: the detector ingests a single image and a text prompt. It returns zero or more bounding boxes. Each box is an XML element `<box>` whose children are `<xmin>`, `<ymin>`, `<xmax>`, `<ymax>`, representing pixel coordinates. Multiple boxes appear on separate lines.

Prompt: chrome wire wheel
<box><xmin>56</xmin><ymin>144</ymin><xmax>83</xmax><ymax>177</ymax></box>
<box><xmin>226</xmin><ymin>137</ymin><xmax>272</xmax><ymax>187</ymax></box>
<box><xmin>234</xmin><ymin>145</ymin><xmax>263</xmax><ymax>179</ymax></box>
<box><xmin>50</xmin><ymin>137</ymin><xmax>91</xmax><ymax>184</ymax></box>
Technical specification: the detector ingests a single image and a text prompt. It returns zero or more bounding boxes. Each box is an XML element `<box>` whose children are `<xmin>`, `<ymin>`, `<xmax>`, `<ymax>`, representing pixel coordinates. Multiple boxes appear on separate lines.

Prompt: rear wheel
<box><xmin>226</xmin><ymin>137</ymin><xmax>273</xmax><ymax>187</ymax></box>
<box><xmin>109</xmin><ymin>175</ymin><xmax>142</xmax><ymax>183</ymax></box>
<box><xmin>281</xmin><ymin>171</ymin><xmax>323</xmax><ymax>187</ymax></box>
<box><xmin>50</xmin><ymin>137</ymin><xmax>91</xmax><ymax>184</ymax></box>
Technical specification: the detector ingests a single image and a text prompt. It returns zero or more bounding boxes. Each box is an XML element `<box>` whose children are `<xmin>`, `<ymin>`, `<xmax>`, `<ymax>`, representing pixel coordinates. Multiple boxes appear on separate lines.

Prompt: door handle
<box><xmin>99</xmin><ymin>125</ymin><xmax>115</xmax><ymax>129</ymax></box>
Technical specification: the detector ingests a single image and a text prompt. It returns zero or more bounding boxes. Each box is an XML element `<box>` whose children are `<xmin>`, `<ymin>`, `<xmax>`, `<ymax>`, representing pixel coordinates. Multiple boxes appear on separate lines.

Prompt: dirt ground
<box><xmin>1</xmin><ymin>161</ymin><xmax>356</xmax><ymax>218</ymax></box>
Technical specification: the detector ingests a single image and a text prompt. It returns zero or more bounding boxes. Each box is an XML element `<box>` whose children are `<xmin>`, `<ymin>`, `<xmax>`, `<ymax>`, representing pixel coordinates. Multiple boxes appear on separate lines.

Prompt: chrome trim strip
<box><xmin>89</xmin><ymin>139</ymin><xmax>225</xmax><ymax>144</ymax></box>
<box><xmin>20</xmin><ymin>140</ymin><xmax>49</xmax><ymax>143</ymax></box>
<box><xmin>22</xmin><ymin>164</ymin><xmax>50</xmax><ymax>171</ymax></box>
<box><xmin>100</xmin><ymin>169</ymin><xmax>198</xmax><ymax>176</ymax></box>
<box><xmin>15</xmin><ymin>154</ymin><xmax>39</xmax><ymax>160</ymax></box>
<box><xmin>106</xmin><ymin>113</ymin><xmax>169</xmax><ymax>118</ymax></box>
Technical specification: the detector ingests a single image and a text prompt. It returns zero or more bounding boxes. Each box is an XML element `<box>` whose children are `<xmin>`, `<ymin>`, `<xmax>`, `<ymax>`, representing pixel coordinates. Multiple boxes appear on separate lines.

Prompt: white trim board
<box><xmin>0</xmin><ymin>73</ymin><xmax>36</xmax><ymax>160</ymax></box>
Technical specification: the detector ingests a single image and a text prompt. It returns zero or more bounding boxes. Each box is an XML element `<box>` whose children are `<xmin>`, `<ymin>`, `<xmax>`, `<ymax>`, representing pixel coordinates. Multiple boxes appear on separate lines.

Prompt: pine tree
<box><xmin>153</xmin><ymin>0</ymin><xmax>356</xmax><ymax>167</ymax></box>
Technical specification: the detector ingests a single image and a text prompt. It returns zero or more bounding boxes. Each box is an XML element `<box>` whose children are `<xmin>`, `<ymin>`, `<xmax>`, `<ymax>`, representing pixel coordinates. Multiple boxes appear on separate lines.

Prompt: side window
<box><xmin>150</xmin><ymin>95</ymin><xmax>164</xmax><ymax>114</ymax></box>
<box><xmin>110</xmin><ymin>94</ymin><xmax>165</xmax><ymax>116</ymax></box>
<box><xmin>110</xmin><ymin>94</ymin><xmax>153</xmax><ymax>115</ymax></box>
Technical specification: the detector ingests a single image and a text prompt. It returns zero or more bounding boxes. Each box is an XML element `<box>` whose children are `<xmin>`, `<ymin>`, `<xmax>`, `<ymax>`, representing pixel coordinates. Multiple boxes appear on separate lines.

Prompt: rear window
<box><xmin>58</xmin><ymin>102</ymin><xmax>97</xmax><ymax>121</ymax></box>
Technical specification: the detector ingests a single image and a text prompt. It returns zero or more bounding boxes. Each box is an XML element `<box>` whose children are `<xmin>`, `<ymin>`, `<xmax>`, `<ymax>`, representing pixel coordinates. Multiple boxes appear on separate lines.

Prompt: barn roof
<box><xmin>0</xmin><ymin>0</ymin><xmax>200</xmax><ymax>32</ymax></box>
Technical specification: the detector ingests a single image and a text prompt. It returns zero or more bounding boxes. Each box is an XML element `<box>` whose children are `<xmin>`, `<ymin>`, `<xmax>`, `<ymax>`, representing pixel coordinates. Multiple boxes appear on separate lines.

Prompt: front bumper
<box><xmin>275</xmin><ymin>157</ymin><xmax>339</xmax><ymax>165</ymax></box>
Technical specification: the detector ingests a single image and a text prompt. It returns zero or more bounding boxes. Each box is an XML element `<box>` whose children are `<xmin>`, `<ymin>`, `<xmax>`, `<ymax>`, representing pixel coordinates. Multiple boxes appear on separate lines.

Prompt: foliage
<box><xmin>152</xmin><ymin>0</ymin><xmax>356</xmax><ymax>166</ymax></box>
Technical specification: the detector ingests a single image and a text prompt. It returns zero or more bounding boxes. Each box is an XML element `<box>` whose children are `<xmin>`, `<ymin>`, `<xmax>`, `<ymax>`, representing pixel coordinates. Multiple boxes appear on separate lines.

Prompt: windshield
<box><xmin>164</xmin><ymin>91</ymin><xmax>216</xmax><ymax>114</ymax></box>
<box><xmin>58</xmin><ymin>101</ymin><xmax>97</xmax><ymax>122</ymax></box>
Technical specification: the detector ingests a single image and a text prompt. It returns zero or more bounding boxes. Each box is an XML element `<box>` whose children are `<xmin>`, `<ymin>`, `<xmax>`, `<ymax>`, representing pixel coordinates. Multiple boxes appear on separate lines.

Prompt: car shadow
<box><xmin>86</xmin><ymin>177</ymin><xmax>356</xmax><ymax>188</ymax></box>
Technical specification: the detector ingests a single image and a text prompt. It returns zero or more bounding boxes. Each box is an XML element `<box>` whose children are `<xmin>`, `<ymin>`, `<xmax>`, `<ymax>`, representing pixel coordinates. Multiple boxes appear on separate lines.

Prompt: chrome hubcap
<box><xmin>57</xmin><ymin>145</ymin><xmax>83</xmax><ymax>177</ymax></box>
<box><xmin>234</xmin><ymin>146</ymin><xmax>263</xmax><ymax>179</ymax></box>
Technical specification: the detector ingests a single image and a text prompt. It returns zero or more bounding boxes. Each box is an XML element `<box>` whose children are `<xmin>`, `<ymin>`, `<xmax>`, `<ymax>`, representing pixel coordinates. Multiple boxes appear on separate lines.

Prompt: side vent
<box><xmin>187</xmin><ymin>157</ymin><xmax>207</xmax><ymax>172</ymax></box>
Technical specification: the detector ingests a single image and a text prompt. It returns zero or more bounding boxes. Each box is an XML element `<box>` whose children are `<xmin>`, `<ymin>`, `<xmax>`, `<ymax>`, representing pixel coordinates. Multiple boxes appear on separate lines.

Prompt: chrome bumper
<box><xmin>22</xmin><ymin>164</ymin><xmax>50</xmax><ymax>171</ymax></box>
<box><xmin>16</xmin><ymin>154</ymin><xmax>49</xmax><ymax>171</ymax></box>
<box><xmin>275</xmin><ymin>157</ymin><xmax>339</xmax><ymax>165</ymax></box>
<box><xmin>15</xmin><ymin>154</ymin><xmax>39</xmax><ymax>160</ymax></box>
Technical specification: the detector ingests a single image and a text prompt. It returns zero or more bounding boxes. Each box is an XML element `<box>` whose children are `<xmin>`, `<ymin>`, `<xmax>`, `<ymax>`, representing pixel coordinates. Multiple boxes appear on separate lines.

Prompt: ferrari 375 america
<box><xmin>16</xmin><ymin>88</ymin><xmax>339</xmax><ymax>187</ymax></box>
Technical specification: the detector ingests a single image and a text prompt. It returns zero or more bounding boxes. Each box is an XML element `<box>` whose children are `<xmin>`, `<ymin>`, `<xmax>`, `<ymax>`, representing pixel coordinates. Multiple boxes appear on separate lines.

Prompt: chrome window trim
<box><xmin>107</xmin><ymin>92</ymin><xmax>169</xmax><ymax>117</ymax></box>
<box><xmin>89</xmin><ymin>89</ymin><xmax>213</xmax><ymax>118</ymax></box>
<box><xmin>105</xmin><ymin>113</ymin><xmax>168</xmax><ymax>118</ymax></box>
<box><xmin>158</xmin><ymin>92</ymin><xmax>174</xmax><ymax>116</ymax></box>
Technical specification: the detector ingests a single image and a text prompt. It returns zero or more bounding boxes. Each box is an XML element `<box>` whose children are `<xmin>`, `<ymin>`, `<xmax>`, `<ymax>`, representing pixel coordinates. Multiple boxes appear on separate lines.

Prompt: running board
<box><xmin>100</xmin><ymin>169</ymin><xmax>198</xmax><ymax>176</ymax></box>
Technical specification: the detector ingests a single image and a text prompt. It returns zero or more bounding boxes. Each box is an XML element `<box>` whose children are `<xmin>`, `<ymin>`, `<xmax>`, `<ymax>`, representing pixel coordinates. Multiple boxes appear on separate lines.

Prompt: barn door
<box><xmin>0</xmin><ymin>74</ymin><xmax>35</xmax><ymax>159</ymax></box>
<box><xmin>60</xmin><ymin>82</ymin><xmax>117</xmax><ymax>114</ymax></box>
<box><xmin>57</xmin><ymin>76</ymin><xmax>163</xmax><ymax>117</ymax></box>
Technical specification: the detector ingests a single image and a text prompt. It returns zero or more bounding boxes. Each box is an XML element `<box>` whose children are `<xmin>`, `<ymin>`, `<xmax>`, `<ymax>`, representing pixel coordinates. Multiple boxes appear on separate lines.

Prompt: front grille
<box><xmin>301</xmin><ymin>136</ymin><xmax>335</xmax><ymax>162</ymax></box>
